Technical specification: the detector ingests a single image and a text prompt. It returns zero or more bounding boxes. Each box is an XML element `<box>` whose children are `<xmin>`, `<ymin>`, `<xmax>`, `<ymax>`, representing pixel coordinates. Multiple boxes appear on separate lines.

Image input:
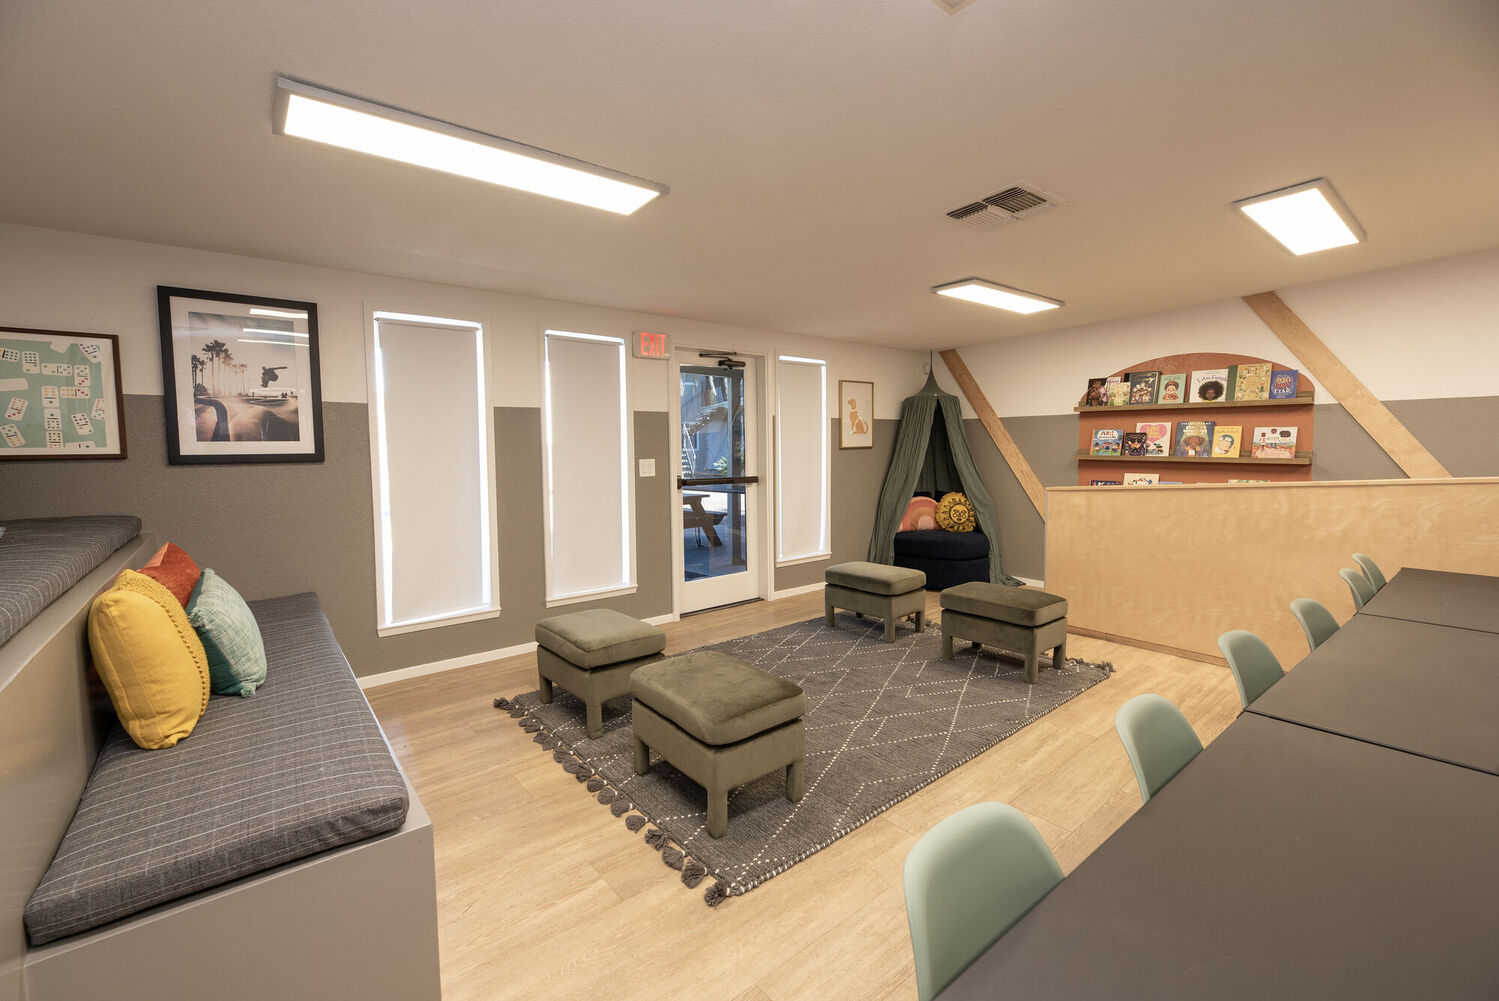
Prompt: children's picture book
<box><xmin>1122</xmin><ymin>431</ymin><xmax>1148</xmax><ymax>456</ymax></box>
<box><xmin>1089</xmin><ymin>479</ymin><xmax>1122</xmax><ymax>486</ymax></box>
<box><xmin>1211</xmin><ymin>425</ymin><xmax>1242</xmax><ymax>457</ymax></box>
<box><xmin>1174</xmin><ymin>420</ymin><xmax>1215</xmax><ymax>457</ymax></box>
<box><xmin>1156</xmin><ymin>374</ymin><xmax>1186</xmax><ymax>404</ymax></box>
<box><xmin>1123</xmin><ymin>473</ymin><xmax>1159</xmax><ymax>485</ymax></box>
<box><xmin>1190</xmin><ymin>369</ymin><xmax>1229</xmax><ymax>403</ymax></box>
<box><xmin>1091</xmin><ymin>428</ymin><xmax>1123</xmax><ymax>456</ymax></box>
<box><xmin>1251</xmin><ymin>426</ymin><xmax>1298</xmax><ymax>458</ymax></box>
<box><xmin>1105</xmin><ymin>376</ymin><xmax>1131</xmax><ymax>406</ymax></box>
<box><xmin>1136</xmin><ymin>421</ymin><xmax>1172</xmax><ymax>456</ymax></box>
<box><xmin>1128</xmin><ymin>371</ymin><xmax>1160</xmax><ymax>405</ymax></box>
<box><xmin>1082</xmin><ymin>377</ymin><xmax>1108</xmax><ymax>406</ymax></box>
<box><xmin>1230</xmin><ymin>363</ymin><xmax>1271</xmax><ymax>401</ymax></box>
<box><xmin>1269</xmin><ymin>369</ymin><xmax>1300</xmax><ymax>399</ymax></box>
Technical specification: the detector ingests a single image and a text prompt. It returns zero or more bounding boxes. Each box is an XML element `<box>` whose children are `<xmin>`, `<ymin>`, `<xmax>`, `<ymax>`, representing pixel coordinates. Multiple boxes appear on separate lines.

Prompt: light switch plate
<box><xmin>638</xmin><ymin>458</ymin><xmax>656</xmax><ymax>477</ymax></box>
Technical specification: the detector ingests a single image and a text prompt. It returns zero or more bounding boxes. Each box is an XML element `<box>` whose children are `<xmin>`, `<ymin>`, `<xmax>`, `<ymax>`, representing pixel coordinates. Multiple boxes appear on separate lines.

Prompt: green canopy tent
<box><xmin>866</xmin><ymin>372</ymin><xmax>1021</xmax><ymax>585</ymax></box>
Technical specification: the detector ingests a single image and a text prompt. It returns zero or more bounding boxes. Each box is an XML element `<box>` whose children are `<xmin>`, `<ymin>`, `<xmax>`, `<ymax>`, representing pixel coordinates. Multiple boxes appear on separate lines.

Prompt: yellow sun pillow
<box><xmin>936</xmin><ymin>491</ymin><xmax>976</xmax><ymax>533</ymax></box>
<box><xmin>88</xmin><ymin>569</ymin><xmax>211</xmax><ymax>749</ymax></box>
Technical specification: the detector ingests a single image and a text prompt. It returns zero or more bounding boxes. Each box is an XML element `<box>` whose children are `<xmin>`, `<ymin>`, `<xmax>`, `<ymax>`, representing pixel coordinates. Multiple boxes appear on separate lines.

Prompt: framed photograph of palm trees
<box><xmin>156</xmin><ymin>286</ymin><xmax>324</xmax><ymax>464</ymax></box>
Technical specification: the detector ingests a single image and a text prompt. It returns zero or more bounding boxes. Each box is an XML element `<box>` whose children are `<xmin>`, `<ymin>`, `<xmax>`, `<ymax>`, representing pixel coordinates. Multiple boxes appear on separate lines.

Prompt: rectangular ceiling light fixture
<box><xmin>932</xmin><ymin>278</ymin><xmax>1062</xmax><ymax>314</ymax></box>
<box><xmin>1233</xmin><ymin>178</ymin><xmax>1363</xmax><ymax>255</ymax></box>
<box><xmin>272</xmin><ymin>76</ymin><xmax>667</xmax><ymax>215</ymax></box>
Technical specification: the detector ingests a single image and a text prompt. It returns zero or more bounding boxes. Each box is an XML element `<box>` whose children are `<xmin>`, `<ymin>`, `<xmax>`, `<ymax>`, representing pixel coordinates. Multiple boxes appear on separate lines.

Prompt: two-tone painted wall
<box><xmin>935</xmin><ymin>247</ymin><xmax>1499</xmax><ymax>581</ymax></box>
<box><xmin>0</xmin><ymin>223</ymin><xmax>923</xmax><ymax>678</ymax></box>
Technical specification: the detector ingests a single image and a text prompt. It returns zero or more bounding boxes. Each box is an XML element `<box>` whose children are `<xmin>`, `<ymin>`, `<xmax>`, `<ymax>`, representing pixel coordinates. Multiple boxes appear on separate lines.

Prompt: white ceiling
<box><xmin>2</xmin><ymin>0</ymin><xmax>1497</xmax><ymax>350</ymax></box>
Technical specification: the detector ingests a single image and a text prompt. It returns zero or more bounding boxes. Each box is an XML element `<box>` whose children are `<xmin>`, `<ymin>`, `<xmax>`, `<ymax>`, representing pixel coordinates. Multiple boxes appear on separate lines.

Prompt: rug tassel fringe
<box><xmin>662</xmin><ymin>846</ymin><xmax>684</xmax><ymax>870</ymax></box>
<box><xmin>610</xmin><ymin>799</ymin><xmax>632</xmax><ymax>817</ymax></box>
<box><xmin>586</xmin><ymin>777</ymin><xmax>606</xmax><ymax>793</ymax></box>
<box><xmin>644</xmin><ymin>828</ymin><xmax>666</xmax><ymax>849</ymax></box>
<box><xmin>703</xmin><ymin>882</ymin><xmax>727</xmax><ymax>908</ymax></box>
<box><xmin>680</xmin><ymin>859</ymin><xmax>707</xmax><ymax>888</ymax></box>
<box><xmin>596</xmin><ymin>786</ymin><xmax>616</xmax><ymax>803</ymax></box>
<box><xmin>493</xmin><ymin>697</ymin><xmax>510</xmax><ymax>709</ymax></box>
<box><xmin>625</xmin><ymin>814</ymin><xmax>647</xmax><ymax>832</ymax></box>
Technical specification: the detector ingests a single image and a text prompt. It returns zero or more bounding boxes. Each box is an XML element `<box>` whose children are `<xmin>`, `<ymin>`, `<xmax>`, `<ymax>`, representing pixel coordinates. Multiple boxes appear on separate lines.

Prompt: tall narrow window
<box><xmin>776</xmin><ymin>356</ymin><xmax>829</xmax><ymax>563</ymax></box>
<box><xmin>370</xmin><ymin>312</ymin><xmax>497</xmax><ymax>633</ymax></box>
<box><xmin>542</xmin><ymin>330</ymin><xmax>633</xmax><ymax>601</ymax></box>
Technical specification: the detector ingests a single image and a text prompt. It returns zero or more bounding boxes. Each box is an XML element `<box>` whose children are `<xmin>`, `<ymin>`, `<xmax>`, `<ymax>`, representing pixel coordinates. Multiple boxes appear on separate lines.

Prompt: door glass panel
<box><xmin>680</xmin><ymin>366</ymin><xmax>747</xmax><ymax>581</ymax></box>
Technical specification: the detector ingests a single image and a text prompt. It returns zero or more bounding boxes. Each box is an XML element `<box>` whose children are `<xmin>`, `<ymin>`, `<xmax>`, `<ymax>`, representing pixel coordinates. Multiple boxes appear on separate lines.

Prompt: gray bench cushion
<box><xmin>0</xmin><ymin>515</ymin><xmax>141</xmax><ymax>647</ymax></box>
<box><xmin>535</xmin><ymin>608</ymin><xmax>666</xmax><ymax>669</ymax></box>
<box><xmin>23</xmin><ymin>592</ymin><xmax>408</xmax><ymax>946</ymax></box>
<box><xmin>824</xmin><ymin>561</ymin><xmax>926</xmax><ymax>596</ymax></box>
<box><xmin>632</xmin><ymin>652</ymin><xmax>805</xmax><ymax>746</ymax></box>
<box><xmin>941</xmin><ymin>581</ymin><xmax>1067</xmax><ymax>626</ymax></box>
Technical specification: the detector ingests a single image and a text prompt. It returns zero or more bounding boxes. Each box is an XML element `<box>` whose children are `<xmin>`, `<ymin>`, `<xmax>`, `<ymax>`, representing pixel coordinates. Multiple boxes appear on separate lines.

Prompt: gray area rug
<box><xmin>495</xmin><ymin>612</ymin><xmax>1111</xmax><ymax>906</ymax></box>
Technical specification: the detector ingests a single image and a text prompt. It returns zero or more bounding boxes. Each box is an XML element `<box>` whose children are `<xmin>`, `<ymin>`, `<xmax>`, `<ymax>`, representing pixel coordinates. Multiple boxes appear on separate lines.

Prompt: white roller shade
<box><xmin>776</xmin><ymin>357</ymin><xmax>829</xmax><ymax>562</ymax></box>
<box><xmin>371</xmin><ymin>315</ymin><xmax>495</xmax><ymax>628</ymax></box>
<box><xmin>544</xmin><ymin>331</ymin><xmax>632</xmax><ymax>599</ymax></box>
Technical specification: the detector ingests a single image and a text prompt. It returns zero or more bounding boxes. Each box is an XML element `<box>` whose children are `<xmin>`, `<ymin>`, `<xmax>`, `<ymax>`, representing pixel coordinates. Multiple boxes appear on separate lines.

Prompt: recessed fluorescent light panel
<box><xmin>272</xmin><ymin>77</ymin><xmax>667</xmax><ymax>215</ymax></box>
<box><xmin>1234</xmin><ymin>178</ymin><xmax>1364</xmax><ymax>255</ymax></box>
<box><xmin>932</xmin><ymin>278</ymin><xmax>1062</xmax><ymax>314</ymax></box>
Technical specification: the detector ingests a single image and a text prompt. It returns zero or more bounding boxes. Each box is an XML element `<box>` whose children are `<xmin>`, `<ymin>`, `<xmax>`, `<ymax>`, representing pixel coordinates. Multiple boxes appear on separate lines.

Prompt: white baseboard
<box><xmin>644</xmin><ymin>612</ymin><xmax>678</xmax><ymax>625</ymax></box>
<box><xmin>1015</xmin><ymin>575</ymin><xmax>1045</xmax><ymax>588</ymax></box>
<box><xmin>358</xmin><ymin>641</ymin><xmax>537</xmax><ymax>689</ymax></box>
<box><xmin>771</xmin><ymin>582</ymin><xmax>826</xmax><ymax>600</ymax></box>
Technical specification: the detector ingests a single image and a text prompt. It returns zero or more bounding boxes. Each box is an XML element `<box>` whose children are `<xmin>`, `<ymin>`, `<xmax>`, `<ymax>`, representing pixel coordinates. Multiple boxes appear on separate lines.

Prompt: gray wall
<box><xmin>963</xmin><ymin>396</ymin><xmax>1499</xmax><ymax>582</ymax></box>
<box><xmin>0</xmin><ymin>397</ymin><xmax>671</xmax><ymax>677</ymax></box>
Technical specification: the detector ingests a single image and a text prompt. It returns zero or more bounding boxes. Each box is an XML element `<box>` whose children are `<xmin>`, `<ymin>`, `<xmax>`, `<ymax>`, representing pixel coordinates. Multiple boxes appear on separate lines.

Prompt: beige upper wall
<box><xmin>0</xmin><ymin>223</ymin><xmax>928</xmax><ymax>416</ymax></box>
<box><xmin>934</xmin><ymin>246</ymin><xmax>1499</xmax><ymax>418</ymax></box>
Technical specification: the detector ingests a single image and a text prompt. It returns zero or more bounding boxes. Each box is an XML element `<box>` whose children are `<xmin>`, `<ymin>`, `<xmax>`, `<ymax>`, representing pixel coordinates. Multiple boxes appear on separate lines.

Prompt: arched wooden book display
<box><xmin>1074</xmin><ymin>352</ymin><xmax>1316</xmax><ymax>486</ymax></box>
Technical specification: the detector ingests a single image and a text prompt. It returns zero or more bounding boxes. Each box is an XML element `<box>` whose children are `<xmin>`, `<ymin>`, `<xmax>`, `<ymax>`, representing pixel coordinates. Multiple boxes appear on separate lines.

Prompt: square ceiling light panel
<box><xmin>272</xmin><ymin>77</ymin><xmax>667</xmax><ymax>215</ymax></box>
<box><xmin>932</xmin><ymin>278</ymin><xmax>1063</xmax><ymax>314</ymax></box>
<box><xmin>1234</xmin><ymin>178</ymin><xmax>1364</xmax><ymax>255</ymax></box>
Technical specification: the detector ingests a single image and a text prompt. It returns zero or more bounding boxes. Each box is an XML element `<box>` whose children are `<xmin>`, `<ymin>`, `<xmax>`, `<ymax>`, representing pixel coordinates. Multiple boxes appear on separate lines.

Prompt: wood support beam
<box><xmin>1242</xmin><ymin>291</ymin><xmax>1450</xmax><ymax>479</ymax></box>
<box><xmin>938</xmin><ymin>349</ymin><xmax>1048</xmax><ymax>518</ymax></box>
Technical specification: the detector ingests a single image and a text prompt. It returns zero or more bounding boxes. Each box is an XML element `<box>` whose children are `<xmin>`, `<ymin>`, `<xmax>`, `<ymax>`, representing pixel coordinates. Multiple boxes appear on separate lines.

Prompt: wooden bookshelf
<box><xmin>1075</xmin><ymin>352</ymin><xmax>1317</xmax><ymax>485</ymax></box>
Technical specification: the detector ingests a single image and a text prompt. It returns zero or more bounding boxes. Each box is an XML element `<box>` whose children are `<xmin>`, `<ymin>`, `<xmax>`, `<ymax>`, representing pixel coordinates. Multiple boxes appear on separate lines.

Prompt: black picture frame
<box><xmin>156</xmin><ymin>286</ymin><xmax>325</xmax><ymax>464</ymax></box>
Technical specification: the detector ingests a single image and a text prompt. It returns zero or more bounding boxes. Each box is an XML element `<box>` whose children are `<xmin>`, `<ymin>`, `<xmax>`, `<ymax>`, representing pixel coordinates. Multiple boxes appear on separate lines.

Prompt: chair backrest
<box><xmin>1340</xmin><ymin>567</ymin><xmax>1376</xmax><ymax>610</ymax></box>
<box><xmin>1352</xmin><ymin>553</ymin><xmax>1387</xmax><ymax>591</ymax></box>
<box><xmin>903</xmin><ymin>802</ymin><xmax>1064</xmax><ymax>1001</ymax></box>
<box><xmin>1217</xmin><ymin>629</ymin><xmax>1285</xmax><ymax>708</ymax></box>
<box><xmin>1290</xmin><ymin>597</ymin><xmax>1340</xmax><ymax>652</ymax></box>
<box><xmin>1115</xmin><ymin>694</ymin><xmax>1203</xmax><ymax>803</ymax></box>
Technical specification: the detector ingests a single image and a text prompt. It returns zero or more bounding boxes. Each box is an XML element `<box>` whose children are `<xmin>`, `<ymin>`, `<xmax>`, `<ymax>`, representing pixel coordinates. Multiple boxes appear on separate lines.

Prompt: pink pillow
<box><xmin>899</xmin><ymin>496</ymin><xmax>939</xmax><ymax>532</ymax></box>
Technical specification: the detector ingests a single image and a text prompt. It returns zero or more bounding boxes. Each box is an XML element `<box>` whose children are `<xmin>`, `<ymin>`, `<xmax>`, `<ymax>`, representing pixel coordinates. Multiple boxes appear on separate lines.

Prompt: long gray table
<box><xmin>1359</xmin><ymin>567</ymin><xmax>1499</xmax><ymax>634</ymax></box>
<box><xmin>937</xmin><ymin>714</ymin><xmax>1499</xmax><ymax>1000</ymax></box>
<box><xmin>1247</xmin><ymin>613</ymin><xmax>1499</xmax><ymax>775</ymax></box>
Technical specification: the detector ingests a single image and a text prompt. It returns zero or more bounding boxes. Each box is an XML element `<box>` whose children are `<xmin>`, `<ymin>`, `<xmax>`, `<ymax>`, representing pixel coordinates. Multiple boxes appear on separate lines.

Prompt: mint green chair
<box><xmin>1352</xmin><ymin>553</ymin><xmax>1387</xmax><ymax>592</ymax></box>
<box><xmin>1114</xmin><ymin>694</ymin><xmax>1203</xmax><ymax>803</ymax></box>
<box><xmin>1340</xmin><ymin>568</ymin><xmax>1375</xmax><ymax>610</ymax></box>
<box><xmin>1290</xmin><ymin>598</ymin><xmax>1340</xmax><ymax>652</ymax></box>
<box><xmin>1217</xmin><ymin>630</ymin><xmax>1284</xmax><ymax>708</ymax></box>
<box><xmin>903</xmin><ymin>803</ymin><xmax>1063</xmax><ymax>1001</ymax></box>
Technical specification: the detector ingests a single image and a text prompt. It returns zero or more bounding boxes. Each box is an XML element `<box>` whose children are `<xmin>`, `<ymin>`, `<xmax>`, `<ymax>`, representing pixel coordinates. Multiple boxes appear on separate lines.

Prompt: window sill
<box><xmin>377</xmin><ymin>605</ymin><xmax>501</xmax><ymax>637</ymax></box>
<box><xmin>776</xmin><ymin>552</ymin><xmax>832</xmax><ymax>568</ymax></box>
<box><xmin>545</xmin><ymin>584</ymin><xmax>639</xmax><ymax>608</ymax></box>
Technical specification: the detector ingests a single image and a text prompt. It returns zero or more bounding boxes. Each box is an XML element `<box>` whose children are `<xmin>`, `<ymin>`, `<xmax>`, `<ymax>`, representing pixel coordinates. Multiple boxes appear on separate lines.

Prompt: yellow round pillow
<box><xmin>936</xmin><ymin>491</ymin><xmax>976</xmax><ymax>532</ymax></box>
<box><xmin>88</xmin><ymin>569</ymin><xmax>211</xmax><ymax>749</ymax></box>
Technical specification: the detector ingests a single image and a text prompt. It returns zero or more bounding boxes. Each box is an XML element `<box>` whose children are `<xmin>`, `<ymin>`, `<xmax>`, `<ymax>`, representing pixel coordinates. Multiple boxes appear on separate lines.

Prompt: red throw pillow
<box><xmin>137</xmin><ymin>543</ymin><xmax>202</xmax><ymax>607</ymax></box>
<box><xmin>899</xmin><ymin>496</ymin><xmax>940</xmax><ymax>532</ymax></box>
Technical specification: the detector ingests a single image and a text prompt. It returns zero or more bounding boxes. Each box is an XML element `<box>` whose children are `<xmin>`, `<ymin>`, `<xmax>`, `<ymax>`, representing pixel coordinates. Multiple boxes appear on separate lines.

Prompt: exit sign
<box><xmin>632</xmin><ymin>330</ymin><xmax>671</xmax><ymax>360</ymax></box>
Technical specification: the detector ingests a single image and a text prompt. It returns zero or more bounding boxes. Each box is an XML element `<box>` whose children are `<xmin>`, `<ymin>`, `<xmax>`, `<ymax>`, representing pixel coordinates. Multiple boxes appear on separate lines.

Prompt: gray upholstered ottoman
<box><xmin>535</xmin><ymin>609</ymin><xmax>667</xmax><ymax>738</ymax></box>
<box><xmin>939</xmin><ymin>583</ymin><xmax>1068</xmax><ymax>684</ymax></box>
<box><xmin>631</xmin><ymin>652</ymin><xmax>806</xmax><ymax>839</ymax></box>
<box><xmin>824</xmin><ymin>561</ymin><xmax>927</xmax><ymax>642</ymax></box>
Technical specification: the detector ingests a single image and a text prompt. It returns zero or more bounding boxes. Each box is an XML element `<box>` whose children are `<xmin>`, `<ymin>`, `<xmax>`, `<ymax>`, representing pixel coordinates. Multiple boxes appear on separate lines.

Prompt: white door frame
<box><xmin>670</xmin><ymin>347</ymin><xmax>771</xmax><ymax>614</ymax></box>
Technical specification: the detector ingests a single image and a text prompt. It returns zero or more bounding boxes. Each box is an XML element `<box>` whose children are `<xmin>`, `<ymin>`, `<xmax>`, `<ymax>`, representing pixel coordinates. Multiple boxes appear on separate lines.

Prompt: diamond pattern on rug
<box><xmin>499</xmin><ymin>612</ymin><xmax>1111</xmax><ymax>905</ymax></box>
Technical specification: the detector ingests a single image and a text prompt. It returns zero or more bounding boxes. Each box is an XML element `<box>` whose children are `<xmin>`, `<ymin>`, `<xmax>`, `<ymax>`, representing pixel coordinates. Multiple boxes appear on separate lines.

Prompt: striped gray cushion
<box><xmin>23</xmin><ymin>592</ymin><xmax>409</xmax><ymax>945</ymax></box>
<box><xmin>0</xmin><ymin>515</ymin><xmax>141</xmax><ymax>646</ymax></box>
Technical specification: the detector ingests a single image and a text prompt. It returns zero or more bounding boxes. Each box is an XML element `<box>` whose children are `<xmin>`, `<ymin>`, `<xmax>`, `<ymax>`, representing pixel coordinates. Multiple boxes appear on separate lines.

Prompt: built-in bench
<box><xmin>0</xmin><ymin>518</ymin><xmax>439</xmax><ymax>1001</ymax></box>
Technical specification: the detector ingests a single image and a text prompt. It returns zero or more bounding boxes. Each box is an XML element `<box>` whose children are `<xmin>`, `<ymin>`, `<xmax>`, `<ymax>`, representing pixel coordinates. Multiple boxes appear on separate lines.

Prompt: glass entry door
<box><xmin>677</xmin><ymin>355</ymin><xmax>761</xmax><ymax>613</ymax></box>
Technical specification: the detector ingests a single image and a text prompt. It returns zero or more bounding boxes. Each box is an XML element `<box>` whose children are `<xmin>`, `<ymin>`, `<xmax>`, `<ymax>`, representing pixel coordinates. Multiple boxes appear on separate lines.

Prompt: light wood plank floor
<box><xmin>366</xmin><ymin>592</ymin><xmax>1241</xmax><ymax>1001</ymax></box>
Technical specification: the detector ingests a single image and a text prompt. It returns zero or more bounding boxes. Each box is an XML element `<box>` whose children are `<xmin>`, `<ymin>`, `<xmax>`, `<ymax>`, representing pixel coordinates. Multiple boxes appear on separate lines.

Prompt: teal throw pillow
<box><xmin>186</xmin><ymin>569</ymin><xmax>267</xmax><ymax>697</ymax></box>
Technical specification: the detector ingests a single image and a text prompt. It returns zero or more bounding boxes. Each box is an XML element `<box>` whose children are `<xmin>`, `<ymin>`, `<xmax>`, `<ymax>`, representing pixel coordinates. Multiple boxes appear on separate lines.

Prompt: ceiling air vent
<box><xmin>945</xmin><ymin>182</ymin><xmax>1065</xmax><ymax>231</ymax></box>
